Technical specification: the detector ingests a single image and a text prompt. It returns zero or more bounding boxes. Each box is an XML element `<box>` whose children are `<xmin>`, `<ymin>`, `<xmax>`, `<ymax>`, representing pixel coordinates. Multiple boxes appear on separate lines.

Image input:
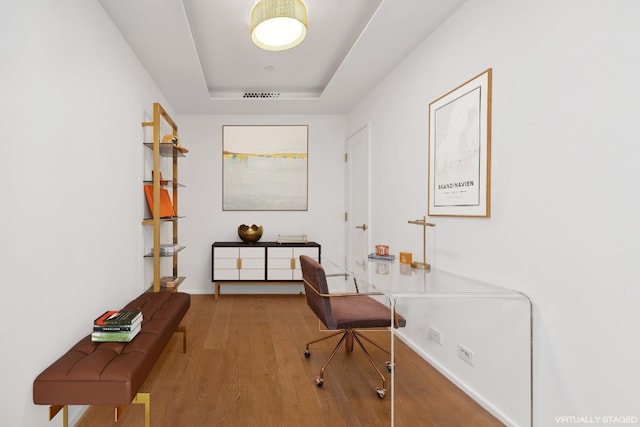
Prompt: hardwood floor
<box><xmin>76</xmin><ymin>295</ymin><xmax>503</xmax><ymax>426</ymax></box>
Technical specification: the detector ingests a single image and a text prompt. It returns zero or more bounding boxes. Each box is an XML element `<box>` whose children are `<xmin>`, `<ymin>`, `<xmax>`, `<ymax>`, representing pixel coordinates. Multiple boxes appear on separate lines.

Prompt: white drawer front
<box><xmin>292</xmin><ymin>269</ymin><xmax>304</xmax><ymax>281</ymax></box>
<box><xmin>293</xmin><ymin>247</ymin><xmax>319</xmax><ymax>258</ymax></box>
<box><xmin>213</xmin><ymin>269</ymin><xmax>239</xmax><ymax>280</ymax></box>
<box><xmin>268</xmin><ymin>258</ymin><xmax>293</xmax><ymax>269</ymax></box>
<box><xmin>215</xmin><ymin>247</ymin><xmax>239</xmax><ymax>258</ymax></box>
<box><xmin>240</xmin><ymin>270</ymin><xmax>265</xmax><ymax>280</ymax></box>
<box><xmin>241</xmin><ymin>258</ymin><xmax>265</xmax><ymax>269</ymax></box>
<box><xmin>268</xmin><ymin>270</ymin><xmax>294</xmax><ymax>281</ymax></box>
<box><xmin>214</xmin><ymin>258</ymin><xmax>238</xmax><ymax>269</ymax></box>
<box><xmin>268</xmin><ymin>247</ymin><xmax>292</xmax><ymax>258</ymax></box>
<box><xmin>240</xmin><ymin>247</ymin><xmax>265</xmax><ymax>258</ymax></box>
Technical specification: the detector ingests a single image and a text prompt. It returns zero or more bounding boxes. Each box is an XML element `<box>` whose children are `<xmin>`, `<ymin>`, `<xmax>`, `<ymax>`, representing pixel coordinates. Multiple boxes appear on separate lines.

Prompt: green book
<box><xmin>91</xmin><ymin>324</ymin><xmax>141</xmax><ymax>342</ymax></box>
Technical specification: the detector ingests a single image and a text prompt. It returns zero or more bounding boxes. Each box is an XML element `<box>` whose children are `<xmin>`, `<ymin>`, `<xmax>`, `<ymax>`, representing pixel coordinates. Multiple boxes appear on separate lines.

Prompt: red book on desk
<box><xmin>144</xmin><ymin>185</ymin><xmax>176</xmax><ymax>218</ymax></box>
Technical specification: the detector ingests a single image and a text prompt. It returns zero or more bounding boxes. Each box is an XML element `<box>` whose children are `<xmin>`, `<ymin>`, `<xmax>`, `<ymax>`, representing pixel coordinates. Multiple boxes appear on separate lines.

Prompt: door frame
<box><xmin>345</xmin><ymin>124</ymin><xmax>371</xmax><ymax>270</ymax></box>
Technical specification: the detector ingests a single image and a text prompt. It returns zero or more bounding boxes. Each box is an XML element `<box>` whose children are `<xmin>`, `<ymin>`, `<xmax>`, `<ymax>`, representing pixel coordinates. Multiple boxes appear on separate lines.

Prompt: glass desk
<box><xmin>321</xmin><ymin>257</ymin><xmax>533</xmax><ymax>427</ymax></box>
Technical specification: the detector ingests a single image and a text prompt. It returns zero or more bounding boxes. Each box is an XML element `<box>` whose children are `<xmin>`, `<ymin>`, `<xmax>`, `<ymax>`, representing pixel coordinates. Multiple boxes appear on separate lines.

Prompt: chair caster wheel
<box><xmin>315</xmin><ymin>377</ymin><xmax>324</xmax><ymax>387</ymax></box>
<box><xmin>376</xmin><ymin>387</ymin><xmax>386</xmax><ymax>399</ymax></box>
<box><xmin>304</xmin><ymin>350</ymin><xmax>311</xmax><ymax>358</ymax></box>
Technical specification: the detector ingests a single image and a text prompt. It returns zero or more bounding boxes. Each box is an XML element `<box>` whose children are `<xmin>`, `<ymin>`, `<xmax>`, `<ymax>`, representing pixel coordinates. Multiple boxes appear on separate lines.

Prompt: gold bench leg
<box><xmin>48</xmin><ymin>405</ymin><xmax>68</xmax><ymax>427</ymax></box>
<box><xmin>175</xmin><ymin>325</ymin><xmax>187</xmax><ymax>353</ymax></box>
<box><xmin>132</xmin><ymin>393</ymin><xmax>151</xmax><ymax>427</ymax></box>
<box><xmin>114</xmin><ymin>393</ymin><xmax>150</xmax><ymax>427</ymax></box>
<box><xmin>115</xmin><ymin>404</ymin><xmax>126</xmax><ymax>421</ymax></box>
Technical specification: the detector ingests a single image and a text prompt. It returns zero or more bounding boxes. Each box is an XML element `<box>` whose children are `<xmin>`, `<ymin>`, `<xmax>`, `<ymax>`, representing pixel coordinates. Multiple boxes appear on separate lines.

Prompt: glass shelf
<box><xmin>143</xmin><ymin>142</ymin><xmax>186</xmax><ymax>157</ymax></box>
<box><xmin>143</xmin><ymin>180</ymin><xmax>185</xmax><ymax>188</ymax></box>
<box><xmin>161</xmin><ymin>276</ymin><xmax>186</xmax><ymax>290</ymax></box>
<box><xmin>145</xmin><ymin>276</ymin><xmax>186</xmax><ymax>293</ymax></box>
<box><xmin>141</xmin><ymin>216</ymin><xmax>184</xmax><ymax>225</ymax></box>
<box><xmin>144</xmin><ymin>246</ymin><xmax>185</xmax><ymax>258</ymax></box>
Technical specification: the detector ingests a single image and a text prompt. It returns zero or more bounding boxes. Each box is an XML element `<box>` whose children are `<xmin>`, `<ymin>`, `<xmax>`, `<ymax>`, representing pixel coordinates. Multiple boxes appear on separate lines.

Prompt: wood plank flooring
<box><xmin>76</xmin><ymin>295</ymin><xmax>503</xmax><ymax>427</ymax></box>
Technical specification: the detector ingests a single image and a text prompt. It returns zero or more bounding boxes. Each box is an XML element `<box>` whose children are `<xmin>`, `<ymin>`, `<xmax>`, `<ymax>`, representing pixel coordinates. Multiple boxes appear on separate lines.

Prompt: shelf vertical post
<box><xmin>172</xmin><ymin>130</ymin><xmax>179</xmax><ymax>281</ymax></box>
<box><xmin>152</xmin><ymin>103</ymin><xmax>162</xmax><ymax>292</ymax></box>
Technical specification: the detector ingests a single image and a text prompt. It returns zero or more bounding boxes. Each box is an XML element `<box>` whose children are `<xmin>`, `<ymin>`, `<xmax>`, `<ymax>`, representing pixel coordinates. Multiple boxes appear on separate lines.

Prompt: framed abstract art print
<box><xmin>428</xmin><ymin>69</ymin><xmax>492</xmax><ymax>217</ymax></box>
<box><xmin>222</xmin><ymin>125</ymin><xmax>308</xmax><ymax>211</ymax></box>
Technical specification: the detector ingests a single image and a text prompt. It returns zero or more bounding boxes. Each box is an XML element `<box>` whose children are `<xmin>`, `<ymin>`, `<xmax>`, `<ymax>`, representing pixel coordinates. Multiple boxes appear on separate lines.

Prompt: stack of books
<box><xmin>92</xmin><ymin>309</ymin><xmax>143</xmax><ymax>342</ymax></box>
<box><xmin>159</xmin><ymin>244</ymin><xmax>179</xmax><ymax>256</ymax></box>
<box><xmin>160</xmin><ymin>276</ymin><xmax>179</xmax><ymax>288</ymax></box>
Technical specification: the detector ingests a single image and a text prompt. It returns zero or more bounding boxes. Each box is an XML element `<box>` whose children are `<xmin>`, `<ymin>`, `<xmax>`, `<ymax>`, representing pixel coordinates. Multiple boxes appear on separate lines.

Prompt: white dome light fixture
<box><xmin>251</xmin><ymin>0</ymin><xmax>307</xmax><ymax>51</ymax></box>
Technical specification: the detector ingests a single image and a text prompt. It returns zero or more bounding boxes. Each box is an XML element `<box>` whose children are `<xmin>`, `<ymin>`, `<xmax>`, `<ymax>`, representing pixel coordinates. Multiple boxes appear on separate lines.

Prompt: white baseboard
<box><xmin>68</xmin><ymin>405</ymin><xmax>87</xmax><ymax>427</ymax></box>
<box><xmin>394</xmin><ymin>329</ymin><xmax>522</xmax><ymax>427</ymax></box>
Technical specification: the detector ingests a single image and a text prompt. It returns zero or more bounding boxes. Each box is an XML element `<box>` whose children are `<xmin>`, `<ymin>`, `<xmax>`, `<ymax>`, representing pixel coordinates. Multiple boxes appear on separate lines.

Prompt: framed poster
<box><xmin>222</xmin><ymin>125</ymin><xmax>308</xmax><ymax>211</ymax></box>
<box><xmin>428</xmin><ymin>68</ymin><xmax>492</xmax><ymax>217</ymax></box>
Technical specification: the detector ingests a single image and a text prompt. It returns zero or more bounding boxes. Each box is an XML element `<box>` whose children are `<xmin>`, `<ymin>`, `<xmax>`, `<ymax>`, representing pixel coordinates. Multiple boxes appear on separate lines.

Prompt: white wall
<box><xmin>5</xmin><ymin>1</ymin><xmax>639</xmax><ymax>426</ymax></box>
<box><xmin>0</xmin><ymin>1</ymin><xmax>171</xmax><ymax>425</ymax></box>
<box><xmin>348</xmin><ymin>1</ymin><xmax>640</xmax><ymax>426</ymax></box>
<box><xmin>175</xmin><ymin>114</ymin><xmax>347</xmax><ymax>295</ymax></box>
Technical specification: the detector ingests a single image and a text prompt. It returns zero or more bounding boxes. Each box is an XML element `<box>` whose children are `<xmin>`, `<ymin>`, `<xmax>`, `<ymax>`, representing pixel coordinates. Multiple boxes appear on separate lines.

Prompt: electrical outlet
<box><xmin>428</xmin><ymin>327</ymin><xmax>443</xmax><ymax>345</ymax></box>
<box><xmin>457</xmin><ymin>344</ymin><xmax>474</xmax><ymax>366</ymax></box>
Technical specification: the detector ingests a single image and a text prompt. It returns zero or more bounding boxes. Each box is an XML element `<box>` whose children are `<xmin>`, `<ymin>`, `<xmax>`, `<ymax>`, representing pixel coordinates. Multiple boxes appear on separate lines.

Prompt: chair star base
<box><xmin>304</xmin><ymin>328</ymin><xmax>391</xmax><ymax>399</ymax></box>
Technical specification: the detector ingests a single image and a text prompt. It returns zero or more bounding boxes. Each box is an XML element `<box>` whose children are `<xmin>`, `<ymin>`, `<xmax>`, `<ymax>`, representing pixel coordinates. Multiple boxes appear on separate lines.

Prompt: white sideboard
<box><xmin>211</xmin><ymin>241</ymin><xmax>321</xmax><ymax>300</ymax></box>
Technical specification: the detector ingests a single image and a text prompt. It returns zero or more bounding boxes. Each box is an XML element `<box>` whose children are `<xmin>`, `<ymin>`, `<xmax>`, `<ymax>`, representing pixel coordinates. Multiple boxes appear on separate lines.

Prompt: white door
<box><xmin>346</xmin><ymin>126</ymin><xmax>370</xmax><ymax>274</ymax></box>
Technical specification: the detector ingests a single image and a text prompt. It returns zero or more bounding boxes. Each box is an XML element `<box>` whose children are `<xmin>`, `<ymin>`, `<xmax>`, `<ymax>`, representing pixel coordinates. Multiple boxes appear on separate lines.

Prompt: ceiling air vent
<box><xmin>243</xmin><ymin>91</ymin><xmax>281</xmax><ymax>99</ymax></box>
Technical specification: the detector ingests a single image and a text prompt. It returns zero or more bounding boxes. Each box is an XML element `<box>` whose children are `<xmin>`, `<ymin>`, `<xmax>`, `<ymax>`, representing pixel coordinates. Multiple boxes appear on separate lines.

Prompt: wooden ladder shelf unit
<box><xmin>141</xmin><ymin>102</ymin><xmax>186</xmax><ymax>292</ymax></box>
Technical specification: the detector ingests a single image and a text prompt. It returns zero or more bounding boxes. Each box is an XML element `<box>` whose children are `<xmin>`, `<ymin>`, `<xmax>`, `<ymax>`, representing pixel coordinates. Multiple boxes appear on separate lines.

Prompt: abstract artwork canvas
<box><xmin>223</xmin><ymin>125</ymin><xmax>308</xmax><ymax>211</ymax></box>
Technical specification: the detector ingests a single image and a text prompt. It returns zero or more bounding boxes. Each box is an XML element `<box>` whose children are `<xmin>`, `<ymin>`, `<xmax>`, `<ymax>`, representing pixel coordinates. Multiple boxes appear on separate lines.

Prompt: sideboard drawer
<box><xmin>266</xmin><ymin>245</ymin><xmax>320</xmax><ymax>280</ymax></box>
<box><xmin>213</xmin><ymin>269</ymin><xmax>241</xmax><ymax>281</ymax></box>
<box><xmin>214</xmin><ymin>247</ymin><xmax>240</xmax><ymax>258</ymax></box>
<box><xmin>239</xmin><ymin>247</ymin><xmax>265</xmax><ymax>258</ymax></box>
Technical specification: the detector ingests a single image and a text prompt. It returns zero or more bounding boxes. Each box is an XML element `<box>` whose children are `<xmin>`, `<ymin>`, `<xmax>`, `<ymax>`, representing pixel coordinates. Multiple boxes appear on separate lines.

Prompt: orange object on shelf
<box><xmin>399</xmin><ymin>252</ymin><xmax>413</xmax><ymax>265</ymax></box>
<box><xmin>144</xmin><ymin>185</ymin><xmax>176</xmax><ymax>218</ymax></box>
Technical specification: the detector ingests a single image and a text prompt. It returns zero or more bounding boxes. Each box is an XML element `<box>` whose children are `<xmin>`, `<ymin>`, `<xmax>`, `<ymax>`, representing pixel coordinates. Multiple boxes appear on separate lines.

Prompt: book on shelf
<box><xmin>94</xmin><ymin>309</ymin><xmax>142</xmax><ymax>327</ymax></box>
<box><xmin>158</xmin><ymin>244</ymin><xmax>180</xmax><ymax>256</ymax></box>
<box><xmin>160</xmin><ymin>276</ymin><xmax>179</xmax><ymax>288</ymax></box>
<box><xmin>143</xmin><ymin>184</ymin><xmax>176</xmax><ymax>218</ymax></box>
<box><xmin>91</xmin><ymin>323</ymin><xmax>142</xmax><ymax>342</ymax></box>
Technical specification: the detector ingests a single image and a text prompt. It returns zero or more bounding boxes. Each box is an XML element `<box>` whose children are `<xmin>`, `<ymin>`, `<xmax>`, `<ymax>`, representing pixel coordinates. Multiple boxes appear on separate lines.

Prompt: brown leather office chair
<box><xmin>299</xmin><ymin>255</ymin><xmax>406</xmax><ymax>399</ymax></box>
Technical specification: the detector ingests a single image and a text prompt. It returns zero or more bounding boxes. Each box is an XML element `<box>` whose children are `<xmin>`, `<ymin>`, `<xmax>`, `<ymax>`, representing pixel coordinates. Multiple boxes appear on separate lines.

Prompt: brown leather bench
<box><xmin>33</xmin><ymin>291</ymin><xmax>190</xmax><ymax>427</ymax></box>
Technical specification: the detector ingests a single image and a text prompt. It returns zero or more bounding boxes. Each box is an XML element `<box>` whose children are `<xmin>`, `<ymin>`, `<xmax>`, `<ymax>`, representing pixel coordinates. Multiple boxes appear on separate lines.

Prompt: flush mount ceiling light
<box><xmin>251</xmin><ymin>0</ymin><xmax>307</xmax><ymax>51</ymax></box>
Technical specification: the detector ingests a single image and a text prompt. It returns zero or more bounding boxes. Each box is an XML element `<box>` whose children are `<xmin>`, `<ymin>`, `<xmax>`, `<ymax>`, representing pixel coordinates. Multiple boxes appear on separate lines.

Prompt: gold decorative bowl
<box><xmin>238</xmin><ymin>224</ymin><xmax>263</xmax><ymax>243</ymax></box>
